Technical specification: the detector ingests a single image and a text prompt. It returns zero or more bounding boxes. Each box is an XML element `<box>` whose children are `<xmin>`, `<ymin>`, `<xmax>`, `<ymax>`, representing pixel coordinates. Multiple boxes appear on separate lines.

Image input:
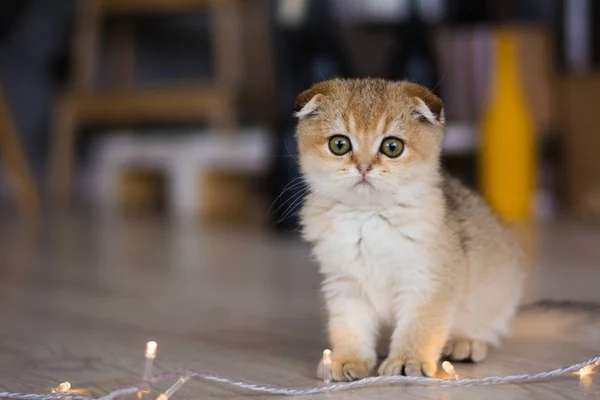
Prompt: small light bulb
<box><xmin>579</xmin><ymin>360</ymin><xmax>600</xmax><ymax>376</ymax></box>
<box><xmin>442</xmin><ymin>361</ymin><xmax>458</xmax><ymax>380</ymax></box>
<box><xmin>53</xmin><ymin>382</ymin><xmax>71</xmax><ymax>393</ymax></box>
<box><xmin>144</xmin><ymin>341</ymin><xmax>158</xmax><ymax>381</ymax></box>
<box><xmin>580</xmin><ymin>365</ymin><xmax>594</xmax><ymax>376</ymax></box>
<box><xmin>145</xmin><ymin>341</ymin><xmax>158</xmax><ymax>360</ymax></box>
<box><xmin>322</xmin><ymin>349</ymin><xmax>332</xmax><ymax>383</ymax></box>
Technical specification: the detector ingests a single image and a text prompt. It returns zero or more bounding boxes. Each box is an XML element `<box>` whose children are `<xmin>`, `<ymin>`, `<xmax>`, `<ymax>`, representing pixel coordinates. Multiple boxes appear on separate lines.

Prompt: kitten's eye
<box><xmin>328</xmin><ymin>135</ymin><xmax>352</xmax><ymax>156</ymax></box>
<box><xmin>380</xmin><ymin>137</ymin><xmax>405</xmax><ymax>158</ymax></box>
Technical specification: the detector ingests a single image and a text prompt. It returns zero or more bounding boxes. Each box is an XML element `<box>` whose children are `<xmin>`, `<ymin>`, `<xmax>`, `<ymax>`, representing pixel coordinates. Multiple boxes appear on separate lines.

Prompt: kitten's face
<box><xmin>295</xmin><ymin>79</ymin><xmax>445</xmax><ymax>207</ymax></box>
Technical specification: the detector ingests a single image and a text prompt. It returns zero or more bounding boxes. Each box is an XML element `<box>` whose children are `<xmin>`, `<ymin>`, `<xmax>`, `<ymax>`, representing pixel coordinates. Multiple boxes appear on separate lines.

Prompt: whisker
<box><xmin>283</xmin><ymin>140</ymin><xmax>298</xmax><ymax>162</ymax></box>
<box><xmin>271</xmin><ymin>185</ymin><xmax>311</xmax><ymax>217</ymax></box>
<box><xmin>431</xmin><ymin>74</ymin><xmax>445</xmax><ymax>94</ymax></box>
<box><xmin>273</xmin><ymin>171</ymin><xmax>357</xmax><ymax>223</ymax></box>
<box><xmin>277</xmin><ymin>188</ymin><xmax>311</xmax><ymax>223</ymax></box>
<box><xmin>268</xmin><ymin>178</ymin><xmax>308</xmax><ymax>214</ymax></box>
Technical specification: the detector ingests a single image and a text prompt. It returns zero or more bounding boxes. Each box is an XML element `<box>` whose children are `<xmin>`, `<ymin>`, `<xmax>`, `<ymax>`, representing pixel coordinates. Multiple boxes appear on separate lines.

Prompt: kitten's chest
<box><xmin>312</xmin><ymin>208</ymin><xmax>430</xmax><ymax>280</ymax></box>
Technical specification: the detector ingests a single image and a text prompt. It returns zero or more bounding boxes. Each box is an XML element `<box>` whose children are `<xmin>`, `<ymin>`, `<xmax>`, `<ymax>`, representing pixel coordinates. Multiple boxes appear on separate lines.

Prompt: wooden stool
<box><xmin>49</xmin><ymin>0</ymin><xmax>242</xmax><ymax>208</ymax></box>
<box><xmin>91</xmin><ymin>128</ymin><xmax>271</xmax><ymax>220</ymax></box>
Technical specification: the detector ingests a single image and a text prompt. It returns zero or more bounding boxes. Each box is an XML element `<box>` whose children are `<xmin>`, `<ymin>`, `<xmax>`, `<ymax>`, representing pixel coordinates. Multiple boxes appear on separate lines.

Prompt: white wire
<box><xmin>1</xmin><ymin>355</ymin><xmax>598</xmax><ymax>399</ymax></box>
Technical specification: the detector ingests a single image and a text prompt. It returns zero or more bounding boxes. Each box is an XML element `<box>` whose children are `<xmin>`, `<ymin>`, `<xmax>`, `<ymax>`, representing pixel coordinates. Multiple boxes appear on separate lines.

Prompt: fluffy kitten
<box><xmin>294</xmin><ymin>78</ymin><xmax>525</xmax><ymax>380</ymax></box>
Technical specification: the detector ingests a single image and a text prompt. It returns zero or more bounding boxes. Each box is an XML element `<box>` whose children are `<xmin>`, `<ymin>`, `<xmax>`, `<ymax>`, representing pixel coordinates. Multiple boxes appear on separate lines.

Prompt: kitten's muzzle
<box><xmin>355</xmin><ymin>176</ymin><xmax>374</xmax><ymax>188</ymax></box>
<box><xmin>357</xmin><ymin>163</ymin><xmax>373</xmax><ymax>177</ymax></box>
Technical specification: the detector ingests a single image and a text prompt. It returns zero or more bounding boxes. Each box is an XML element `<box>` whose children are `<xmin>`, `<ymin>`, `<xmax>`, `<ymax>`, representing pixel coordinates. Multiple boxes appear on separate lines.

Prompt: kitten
<box><xmin>294</xmin><ymin>78</ymin><xmax>525</xmax><ymax>380</ymax></box>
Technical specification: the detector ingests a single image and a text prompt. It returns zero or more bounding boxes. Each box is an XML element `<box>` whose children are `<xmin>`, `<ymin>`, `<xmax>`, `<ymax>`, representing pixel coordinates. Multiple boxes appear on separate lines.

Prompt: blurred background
<box><xmin>3</xmin><ymin>2</ymin><xmax>600</xmax><ymax>394</ymax></box>
<box><xmin>0</xmin><ymin>0</ymin><xmax>598</xmax><ymax>232</ymax></box>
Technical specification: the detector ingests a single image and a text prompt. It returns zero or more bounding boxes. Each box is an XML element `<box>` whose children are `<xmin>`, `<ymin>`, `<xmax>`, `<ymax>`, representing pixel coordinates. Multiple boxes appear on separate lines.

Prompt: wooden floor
<box><xmin>0</xmin><ymin>216</ymin><xmax>599</xmax><ymax>399</ymax></box>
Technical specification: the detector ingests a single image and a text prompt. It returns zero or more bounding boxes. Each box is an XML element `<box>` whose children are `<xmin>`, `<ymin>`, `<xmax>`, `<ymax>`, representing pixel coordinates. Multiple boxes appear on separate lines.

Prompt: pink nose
<box><xmin>357</xmin><ymin>163</ymin><xmax>372</xmax><ymax>176</ymax></box>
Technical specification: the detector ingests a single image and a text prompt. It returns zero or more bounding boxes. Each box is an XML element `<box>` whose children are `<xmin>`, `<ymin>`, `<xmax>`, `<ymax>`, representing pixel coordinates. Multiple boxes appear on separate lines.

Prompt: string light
<box><xmin>579</xmin><ymin>360</ymin><xmax>600</xmax><ymax>376</ymax></box>
<box><xmin>442</xmin><ymin>361</ymin><xmax>458</xmax><ymax>380</ymax></box>
<box><xmin>321</xmin><ymin>349</ymin><xmax>332</xmax><ymax>383</ymax></box>
<box><xmin>579</xmin><ymin>365</ymin><xmax>594</xmax><ymax>376</ymax></box>
<box><xmin>52</xmin><ymin>382</ymin><xmax>71</xmax><ymax>393</ymax></box>
<box><xmin>578</xmin><ymin>361</ymin><xmax>599</xmax><ymax>390</ymax></box>
<box><xmin>136</xmin><ymin>390</ymin><xmax>149</xmax><ymax>400</ymax></box>
<box><xmin>144</xmin><ymin>341</ymin><xmax>158</xmax><ymax>381</ymax></box>
<box><xmin>2</xmin><ymin>343</ymin><xmax>600</xmax><ymax>400</ymax></box>
<box><xmin>156</xmin><ymin>377</ymin><xmax>190</xmax><ymax>400</ymax></box>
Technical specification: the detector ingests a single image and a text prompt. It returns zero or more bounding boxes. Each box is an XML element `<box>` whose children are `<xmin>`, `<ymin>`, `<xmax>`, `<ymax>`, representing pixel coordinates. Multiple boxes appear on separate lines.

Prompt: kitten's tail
<box><xmin>510</xmin><ymin>300</ymin><xmax>600</xmax><ymax>341</ymax></box>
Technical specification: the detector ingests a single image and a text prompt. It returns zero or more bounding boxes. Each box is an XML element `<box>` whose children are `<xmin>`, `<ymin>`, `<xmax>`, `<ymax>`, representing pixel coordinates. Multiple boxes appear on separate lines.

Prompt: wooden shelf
<box><xmin>63</xmin><ymin>86</ymin><xmax>236</xmax><ymax>124</ymax></box>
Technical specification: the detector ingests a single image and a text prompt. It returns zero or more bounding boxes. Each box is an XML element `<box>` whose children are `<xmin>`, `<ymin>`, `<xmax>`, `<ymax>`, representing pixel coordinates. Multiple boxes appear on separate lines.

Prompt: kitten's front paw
<box><xmin>378</xmin><ymin>356</ymin><xmax>437</xmax><ymax>377</ymax></box>
<box><xmin>317</xmin><ymin>357</ymin><xmax>371</xmax><ymax>381</ymax></box>
<box><xmin>442</xmin><ymin>339</ymin><xmax>488</xmax><ymax>362</ymax></box>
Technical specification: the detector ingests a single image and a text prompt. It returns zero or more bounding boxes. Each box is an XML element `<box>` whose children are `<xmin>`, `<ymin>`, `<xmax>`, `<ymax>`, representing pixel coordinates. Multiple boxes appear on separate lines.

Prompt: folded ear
<box><xmin>413</xmin><ymin>96</ymin><xmax>445</xmax><ymax>125</ymax></box>
<box><xmin>402</xmin><ymin>82</ymin><xmax>445</xmax><ymax>125</ymax></box>
<box><xmin>294</xmin><ymin>81</ymin><xmax>332</xmax><ymax>118</ymax></box>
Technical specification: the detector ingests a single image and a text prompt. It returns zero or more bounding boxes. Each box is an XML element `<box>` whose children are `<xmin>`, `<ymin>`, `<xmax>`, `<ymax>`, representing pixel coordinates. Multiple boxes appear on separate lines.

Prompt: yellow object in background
<box><xmin>480</xmin><ymin>29</ymin><xmax>537</xmax><ymax>221</ymax></box>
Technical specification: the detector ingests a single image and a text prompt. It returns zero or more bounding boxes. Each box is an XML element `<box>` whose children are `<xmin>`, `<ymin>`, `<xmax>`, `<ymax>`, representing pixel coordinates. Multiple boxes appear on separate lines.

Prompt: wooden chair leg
<box><xmin>0</xmin><ymin>83</ymin><xmax>40</xmax><ymax>218</ymax></box>
<box><xmin>49</xmin><ymin>96</ymin><xmax>78</xmax><ymax>209</ymax></box>
<box><xmin>73</xmin><ymin>0</ymin><xmax>101</xmax><ymax>92</ymax></box>
<box><xmin>109</xmin><ymin>18</ymin><xmax>135</xmax><ymax>89</ymax></box>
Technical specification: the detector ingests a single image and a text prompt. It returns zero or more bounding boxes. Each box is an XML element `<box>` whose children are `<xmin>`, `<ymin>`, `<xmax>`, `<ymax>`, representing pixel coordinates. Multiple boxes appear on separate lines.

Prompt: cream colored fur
<box><xmin>294</xmin><ymin>78</ymin><xmax>525</xmax><ymax>380</ymax></box>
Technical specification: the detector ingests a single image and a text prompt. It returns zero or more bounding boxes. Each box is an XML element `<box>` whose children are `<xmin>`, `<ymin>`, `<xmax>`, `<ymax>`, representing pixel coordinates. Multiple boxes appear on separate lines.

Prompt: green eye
<box><xmin>380</xmin><ymin>137</ymin><xmax>405</xmax><ymax>158</ymax></box>
<box><xmin>328</xmin><ymin>135</ymin><xmax>352</xmax><ymax>155</ymax></box>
